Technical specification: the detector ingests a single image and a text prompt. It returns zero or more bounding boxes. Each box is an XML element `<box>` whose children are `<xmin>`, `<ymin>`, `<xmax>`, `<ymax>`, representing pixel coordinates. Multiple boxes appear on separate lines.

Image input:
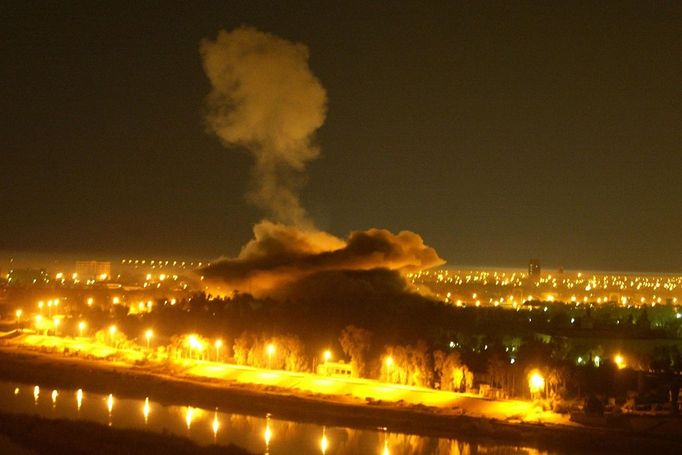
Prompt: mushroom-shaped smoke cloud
<box><xmin>200</xmin><ymin>27</ymin><xmax>445</xmax><ymax>299</ymax></box>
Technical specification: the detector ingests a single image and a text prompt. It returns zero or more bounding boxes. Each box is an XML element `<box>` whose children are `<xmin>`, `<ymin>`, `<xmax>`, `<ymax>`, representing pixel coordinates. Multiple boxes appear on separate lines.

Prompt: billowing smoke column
<box><xmin>200</xmin><ymin>27</ymin><xmax>444</xmax><ymax>299</ymax></box>
<box><xmin>200</xmin><ymin>26</ymin><xmax>326</xmax><ymax>227</ymax></box>
<box><xmin>201</xmin><ymin>220</ymin><xmax>444</xmax><ymax>298</ymax></box>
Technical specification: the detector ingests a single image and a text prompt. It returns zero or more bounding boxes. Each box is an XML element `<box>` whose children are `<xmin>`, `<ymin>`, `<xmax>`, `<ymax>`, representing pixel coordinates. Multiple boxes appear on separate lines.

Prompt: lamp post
<box><xmin>188</xmin><ymin>335</ymin><xmax>197</xmax><ymax>360</ymax></box>
<box><xmin>145</xmin><ymin>329</ymin><xmax>153</xmax><ymax>350</ymax></box>
<box><xmin>109</xmin><ymin>325</ymin><xmax>117</xmax><ymax>347</ymax></box>
<box><xmin>385</xmin><ymin>356</ymin><xmax>394</xmax><ymax>383</ymax></box>
<box><xmin>78</xmin><ymin>321</ymin><xmax>86</xmax><ymax>337</ymax></box>
<box><xmin>614</xmin><ymin>354</ymin><xmax>626</xmax><ymax>370</ymax></box>
<box><xmin>267</xmin><ymin>344</ymin><xmax>275</xmax><ymax>369</ymax></box>
<box><xmin>215</xmin><ymin>339</ymin><xmax>222</xmax><ymax>361</ymax></box>
<box><xmin>528</xmin><ymin>370</ymin><xmax>545</xmax><ymax>400</ymax></box>
<box><xmin>15</xmin><ymin>309</ymin><xmax>22</xmax><ymax>329</ymax></box>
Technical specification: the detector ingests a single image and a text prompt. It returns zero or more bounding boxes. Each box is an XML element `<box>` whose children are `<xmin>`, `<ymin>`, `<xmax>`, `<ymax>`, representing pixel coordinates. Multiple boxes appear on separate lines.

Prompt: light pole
<box><xmin>267</xmin><ymin>343</ymin><xmax>275</xmax><ymax>369</ymax></box>
<box><xmin>15</xmin><ymin>309</ymin><xmax>22</xmax><ymax>329</ymax></box>
<box><xmin>78</xmin><ymin>321</ymin><xmax>86</xmax><ymax>337</ymax></box>
<box><xmin>215</xmin><ymin>339</ymin><xmax>222</xmax><ymax>361</ymax></box>
<box><xmin>53</xmin><ymin>318</ymin><xmax>60</xmax><ymax>336</ymax></box>
<box><xmin>145</xmin><ymin>329</ymin><xmax>153</xmax><ymax>350</ymax></box>
<box><xmin>614</xmin><ymin>354</ymin><xmax>626</xmax><ymax>370</ymax></box>
<box><xmin>188</xmin><ymin>335</ymin><xmax>197</xmax><ymax>360</ymax></box>
<box><xmin>385</xmin><ymin>356</ymin><xmax>394</xmax><ymax>383</ymax></box>
<box><xmin>109</xmin><ymin>325</ymin><xmax>117</xmax><ymax>347</ymax></box>
<box><xmin>528</xmin><ymin>370</ymin><xmax>545</xmax><ymax>400</ymax></box>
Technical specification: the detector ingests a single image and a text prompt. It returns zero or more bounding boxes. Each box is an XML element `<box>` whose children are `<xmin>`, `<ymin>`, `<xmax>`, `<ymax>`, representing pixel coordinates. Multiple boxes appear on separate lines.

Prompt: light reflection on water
<box><xmin>1</xmin><ymin>382</ymin><xmax>552</xmax><ymax>454</ymax></box>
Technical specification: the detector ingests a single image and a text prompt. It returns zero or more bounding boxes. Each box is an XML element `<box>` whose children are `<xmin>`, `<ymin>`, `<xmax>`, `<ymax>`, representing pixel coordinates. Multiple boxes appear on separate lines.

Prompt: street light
<box><xmin>78</xmin><ymin>321</ymin><xmax>86</xmax><ymax>337</ymax></box>
<box><xmin>15</xmin><ymin>309</ymin><xmax>22</xmax><ymax>328</ymax></box>
<box><xmin>53</xmin><ymin>318</ymin><xmax>60</xmax><ymax>335</ymax></box>
<box><xmin>188</xmin><ymin>335</ymin><xmax>198</xmax><ymax>359</ymax></box>
<box><xmin>385</xmin><ymin>356</ymin><xmax>394</xmax><ymax>382</ymax></box>
<box><xmin>109</xmin><ymin>325</ymin><xmax>117</xmax><ymax>346</ymax></box>
<box><xmin>215</xmin><ymin>339</ymin><xmax>222</xmax><ymax>361</ymax></box>
<box><xmin>145</xmin><ymin>329</ymin><xmax>153</xmax><ymax>350</ymax></box>
<box><xmin>528</xmin><ymin>370</ymin><xmax>545</xmax><ymax>399</ymax></box>
<box><xmin>267</xmin><ymin>343</ymin><xmax>275</xmax><ymax>369</ymax></box>
<box><xmin>323</xmin><ymin>350</ymin><xmax>332</xmax><ymax>363</ymax></box>
<box><xmin>614</xmin><ymin>354</ymin><xmax>626</xmax><ymax>370</ymax></box>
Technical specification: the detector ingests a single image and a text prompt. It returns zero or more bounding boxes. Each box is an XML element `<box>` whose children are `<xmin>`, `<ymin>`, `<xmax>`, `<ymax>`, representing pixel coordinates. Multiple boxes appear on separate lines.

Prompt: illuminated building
<box><xmin>528</xmin><ymin>259</ymin><xmax>541</xmax><ymax>277</ymax></box>
<box><xmin>316</xmin><ymin>361</ymin><xmax>354</xmax><ymax>378</ymax></box>
<box><xmin>75</xmin><ymin>261</ymin><xmax>111</xmax><ymax>280</ymax></box>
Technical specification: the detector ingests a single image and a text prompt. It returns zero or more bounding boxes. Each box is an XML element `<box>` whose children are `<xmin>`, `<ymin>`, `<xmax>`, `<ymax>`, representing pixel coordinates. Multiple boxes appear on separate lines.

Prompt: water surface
<box><xmin>0</xmin><ymin>381</ymin><xmax>551</xmax><ymax>454</ymax></box>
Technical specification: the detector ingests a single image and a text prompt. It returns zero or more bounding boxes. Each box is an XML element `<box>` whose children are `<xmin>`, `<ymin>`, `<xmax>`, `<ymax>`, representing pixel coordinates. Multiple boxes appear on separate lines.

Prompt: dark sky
<box><xmin>1</xmin><ymin>1</ymin><xmax>680</xmax><ymax>272</ymax></box>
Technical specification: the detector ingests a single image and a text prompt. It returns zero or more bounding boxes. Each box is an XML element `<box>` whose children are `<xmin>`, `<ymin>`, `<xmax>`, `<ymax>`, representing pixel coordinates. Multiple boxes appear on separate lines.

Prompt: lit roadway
<box><xmin>183</xmin><ymin>360</ymin><xmax>542</xmax><ymax>420</ymax></box>
<box><xmin>5</xmin><ymin>332</ymin><xmax>561</xmax><ymax>423</ymax></box>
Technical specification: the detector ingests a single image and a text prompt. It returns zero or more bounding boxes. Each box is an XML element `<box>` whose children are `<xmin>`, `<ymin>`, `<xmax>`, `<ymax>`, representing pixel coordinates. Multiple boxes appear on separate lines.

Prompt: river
<box><xmin>0</xmin><ymin>380</ymin><xmax>551</xmax><ymax>454</ymax></box>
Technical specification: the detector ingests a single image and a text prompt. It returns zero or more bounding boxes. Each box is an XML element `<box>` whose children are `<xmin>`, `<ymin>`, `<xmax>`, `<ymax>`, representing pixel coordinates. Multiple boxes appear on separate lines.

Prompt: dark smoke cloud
<box><xmin>200</xmin><ymin>27</ymin><xmax>326</xmax><ymax>227</ymax></box>
<box><xmin>201</xmin><ymin>221</ymin><xmax>444</xmax><ymax>298</ymax></box>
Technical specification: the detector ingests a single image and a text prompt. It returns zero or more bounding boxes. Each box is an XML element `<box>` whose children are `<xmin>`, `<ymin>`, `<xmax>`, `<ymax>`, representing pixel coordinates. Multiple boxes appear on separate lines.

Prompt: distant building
<box><xmin>75</xmin><ymin>261</ymin><xmax>111</xmax><ymax>280</ymax></box>
<box><xmin>528</xmin><ymin>259</ymin><xmax>541</xmax><ymax>277</ymax></box>
<box><xmin>317</xmin><ymin>361</ymin><xmax>354</xmax><ymax>378</ymax></box>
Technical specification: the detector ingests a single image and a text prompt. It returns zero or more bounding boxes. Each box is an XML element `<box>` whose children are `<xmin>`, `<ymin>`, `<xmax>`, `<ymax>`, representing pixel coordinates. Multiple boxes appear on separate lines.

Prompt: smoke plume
<box><xmin>200</xmin><ymin>27</ymin><xmax>327</xmax><ymax>227</ymax></box>
<box><xmin>200</xmin><ymin>27</ymin><xmax>445</xmax><ymax>300</ymax></box>
<box><xmin>202</xmin><ymin>221</ymin><xmax>444</xmax><ymax>298</ymax></box>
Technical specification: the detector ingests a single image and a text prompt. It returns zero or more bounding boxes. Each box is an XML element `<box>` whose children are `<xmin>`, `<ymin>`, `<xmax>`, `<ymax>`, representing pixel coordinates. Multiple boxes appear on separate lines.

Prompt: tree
<box><xmin>434</xmin><ymin>349</ymin><xmax>471</xmax><ymax>392</ymax></box>
<box><xmin>339</xmin><ymin>325</ymin><xmax>372</xmax><ymax>377</ymax></box>
<box><xmin>278</xmin><ymin>334</ymin><xmax>309</xmax><ymax>372</ymax></box>
<box><xmin>233</xmin><ymin>331</ymin><xmax>258</xmax><ymax>366</ymax></box>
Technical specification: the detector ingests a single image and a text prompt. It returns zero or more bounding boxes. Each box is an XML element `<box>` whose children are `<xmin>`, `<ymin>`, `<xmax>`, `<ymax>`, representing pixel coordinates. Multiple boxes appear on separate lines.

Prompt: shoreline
<box><xmin>0</xmin><ymin>346</ymin><xmax>680</xmax><ymax>453</ymax></box>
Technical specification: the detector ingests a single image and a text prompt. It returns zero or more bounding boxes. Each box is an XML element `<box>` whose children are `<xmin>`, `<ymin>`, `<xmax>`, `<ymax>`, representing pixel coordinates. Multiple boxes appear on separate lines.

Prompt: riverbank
<box><xmin>0</xmin><ymin>346</ymin><xmax>681</xmax><ymax>453</ymax></box>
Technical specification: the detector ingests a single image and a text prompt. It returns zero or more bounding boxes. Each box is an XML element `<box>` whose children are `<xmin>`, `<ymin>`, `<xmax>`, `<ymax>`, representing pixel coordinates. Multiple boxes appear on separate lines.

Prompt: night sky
<box><xmin>1</xmin><ymin>2</ymin><xmax>680</xmax><ymax>272</ymax></box>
